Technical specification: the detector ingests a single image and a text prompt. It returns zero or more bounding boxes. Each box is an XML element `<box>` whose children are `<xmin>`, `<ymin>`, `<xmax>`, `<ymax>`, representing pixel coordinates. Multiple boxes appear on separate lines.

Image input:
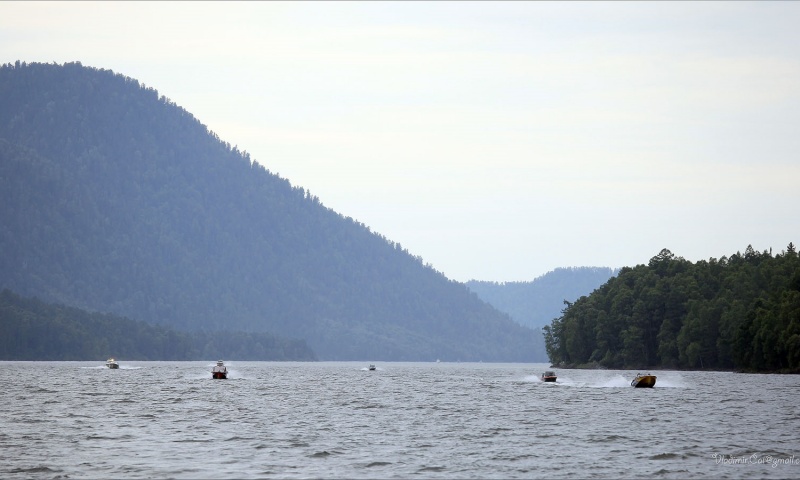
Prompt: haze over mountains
<box><xmin>0</xmin><ymin>61</ymin><xmax>563</xmax><ymax>361</ymax></box>
<box><xmin>466</xmin><ymin>267</ymin><xmax>619</xmax><ymax>330</ymax></box>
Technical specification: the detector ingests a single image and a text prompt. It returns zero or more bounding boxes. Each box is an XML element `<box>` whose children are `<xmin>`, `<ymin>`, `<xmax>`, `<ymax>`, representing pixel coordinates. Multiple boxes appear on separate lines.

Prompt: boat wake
<box><xmin>81</xmin><ymin>365</ymin><xmax>139</xmax><ymax>370</ymax></box>
<box><xmin>649</xmin><ymin>376</ymin><xmax>686</xmax><ymax>388</ymax></box>
<box><xmin>591</xmin><ymin>375</ymin><xmax>631</xmax><ymax>388</ymax></box>
<box><xmin>520</xmin><ymin>374</ymin><xmax>578</xmax><ymax>386</ymax></box>
<box><xmin>589</xmin><ymin>374</ymin><xmax>686</xmax><ymax>388</ymax></box>
<box><xmin>521</xmin><ymin>373</ymin><xmax>688</xmax><ymax>388</ymax></box>
<box><xmin>551</xmin><ymin>377</ymin><xmax>585</xmax><ymax>387</ymax></box>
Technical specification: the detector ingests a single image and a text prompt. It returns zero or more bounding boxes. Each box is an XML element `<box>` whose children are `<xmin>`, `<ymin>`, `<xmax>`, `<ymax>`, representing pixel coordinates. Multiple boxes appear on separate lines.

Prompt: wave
<box><xmin>650</xmin><ymin>452</ymin><xmax>684</xmax><ymax>460</ymax></box>
<box><xmin>8</xmin><ymin>466</ymin><xmax>61</xmax><ymax>474</ymax></box>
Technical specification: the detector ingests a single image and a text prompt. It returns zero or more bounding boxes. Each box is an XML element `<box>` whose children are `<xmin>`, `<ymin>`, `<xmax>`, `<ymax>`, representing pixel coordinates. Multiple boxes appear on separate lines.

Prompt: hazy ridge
<box><xmin>466</xmin><ymin>267</ymin><xmax>618</xmax><ymax>329</ymax></box>
<box><xmin>0</xmin><ymin>61</ymin><xmax>545</xmax><ymax>361</ymax></box>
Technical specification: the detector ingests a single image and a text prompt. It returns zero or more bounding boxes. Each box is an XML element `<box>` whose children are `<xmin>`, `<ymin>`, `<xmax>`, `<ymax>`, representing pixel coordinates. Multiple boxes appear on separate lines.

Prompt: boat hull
<box><xmin>631</xmin><ymin>375</ymin><xmax>656</xmax><ymax>388</ymax></box>
<box><xmin>541</xmin><ymin>376</ymin><xmax>557</xmax><ymax>382</ymax></box>
<box><xmin>106</xmin><ymin>364</ymin><xmax>119</xmax><ymax>369</ymax></box>
<box><xmin>212</xmin><ymin>371</ymin><xmax>227</xmax><ymax>379</ymax></box>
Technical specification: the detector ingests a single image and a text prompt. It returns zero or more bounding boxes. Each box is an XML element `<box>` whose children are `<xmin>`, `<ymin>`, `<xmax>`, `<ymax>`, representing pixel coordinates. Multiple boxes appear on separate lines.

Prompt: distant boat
<box><xmin>211</xmin><ymin>360</ymin><xmax>228</xmax><ymax>379</ymax></box>
<box><xmin>106</xmin><ymin>358</ymin><xmax>119</xmax><ymax>369</ymax></box>
<box><xmin>368</xmin><ymin>364</ymin><xmax>376</xmax><ymax>371</ymax></box>
<box><xmin>631</xmin><ymin>374</ymin><xmax>656</xmax><ymax>388</ymax></box>
<box><xmin>541</xmin><ymin>370</ymin><xmax>557</xmax><ymax>382</ymax></box>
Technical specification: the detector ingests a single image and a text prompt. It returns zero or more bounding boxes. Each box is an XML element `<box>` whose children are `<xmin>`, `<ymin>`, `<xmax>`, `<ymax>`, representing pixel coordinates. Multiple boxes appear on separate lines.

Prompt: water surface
<box><xmin>2</xmin><ymin>361</ymin><xmax>798</xmax><ymax>478</ymax></box>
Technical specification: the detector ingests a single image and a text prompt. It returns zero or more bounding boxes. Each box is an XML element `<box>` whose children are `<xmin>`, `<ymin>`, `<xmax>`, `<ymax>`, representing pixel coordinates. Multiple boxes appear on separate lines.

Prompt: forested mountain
<box><xmin>543</xmin><ymin>246</ymin><xmax>800</xmax><ymax>373</ymax></box>
<box><xmin>0</xmin><ymin>61</ymin><xmax>544</xmax><ymax>361</ymax></box>
<box><xmin>0</xmin><ymin>290</ymin><xmax>316</xmax><ymax>361</ymax></box>
<box><xmin>466</xmin><ymin>267</ymin><xmax>618</xmax><ymax>329</ymax></box>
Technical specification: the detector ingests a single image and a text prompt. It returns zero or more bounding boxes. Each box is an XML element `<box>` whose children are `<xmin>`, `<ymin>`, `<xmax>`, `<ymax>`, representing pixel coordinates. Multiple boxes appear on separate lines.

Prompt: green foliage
<box><xmin>0</xmin><ymin>289</ymin><xmax>316</xmax><ymax>360</ymax></box>
<box><xmin>0</xmin><ymin>61</ymin><xmax>541</xmax><ymax>361</ymax></box>
<box><xmin>544</xmin><ymin>246</ymin><xmax>800</xmax><ymax>372</ymax></box>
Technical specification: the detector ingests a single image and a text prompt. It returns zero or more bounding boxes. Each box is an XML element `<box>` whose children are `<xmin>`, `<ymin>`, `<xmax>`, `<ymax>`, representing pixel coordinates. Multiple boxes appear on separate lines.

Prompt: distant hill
<box><xmin>0</xmin><ymin>289</ymin><xmax>316</xmax><ymax>361</ymax></box>
<box><xmin>0</xmin><ymin>61</ymin><xmax>545</xmax><ymax>361</ymax></box>
<box><xmin>466</xmin><ymin>267</ymin><xmax>618</xmax><ymax>329</ymax></box>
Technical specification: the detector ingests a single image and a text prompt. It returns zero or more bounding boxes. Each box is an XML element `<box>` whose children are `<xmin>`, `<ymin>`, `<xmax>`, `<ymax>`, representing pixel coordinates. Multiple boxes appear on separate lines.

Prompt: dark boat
<box><xmin>368</xmin><ymin>364</ymin><xmax>376</xmax><ymax>371</ymax></box>
<box><xmin>631</xmin><ymin>374</ymin><xmax>656</xmax><ymax>388</ymax></box>
<box><xmin>541</xmin><ymin>370</ymin><xmax>557</xmax><ymax>382</ymax></box>
<box><xmin>106</xmin><ymin>358</ymin><xmax>119</xmax><ymax>369</ymax></box>
<box><xmin>211</xmin><ymin>360</ymin><xmax>228</xmax><ymax>379</ymax></box>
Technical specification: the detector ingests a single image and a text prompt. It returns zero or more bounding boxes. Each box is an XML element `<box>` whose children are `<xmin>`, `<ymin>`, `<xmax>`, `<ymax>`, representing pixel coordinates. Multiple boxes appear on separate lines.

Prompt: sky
<box><xmin>2</xmin><ymin>1</ymin><xmax>799</xmax><ymax>282</ymax></box>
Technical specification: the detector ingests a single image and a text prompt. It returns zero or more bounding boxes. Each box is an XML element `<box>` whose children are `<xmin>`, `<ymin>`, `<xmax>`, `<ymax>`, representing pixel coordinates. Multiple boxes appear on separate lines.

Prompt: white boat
<box><xmin>211</xmin><ymin>360</ymin><xmax>228</xmax><ymax>379</ymax></box>
<box><xmin>106</xmin><ymin>358</ymin><xmax>119</xmax><ymax>369</ymax></box>
<box><xmin>368</xmin><ymin>364</ymin><xmax>376</xmax><ymax>371</ymax></box>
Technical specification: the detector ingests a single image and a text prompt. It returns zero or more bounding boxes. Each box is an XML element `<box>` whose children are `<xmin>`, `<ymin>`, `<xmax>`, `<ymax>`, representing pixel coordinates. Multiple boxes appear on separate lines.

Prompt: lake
<box><xmin>2</xmin><ymin>361</ymin><xmax>798</xmax><ymax>479</ymax></box>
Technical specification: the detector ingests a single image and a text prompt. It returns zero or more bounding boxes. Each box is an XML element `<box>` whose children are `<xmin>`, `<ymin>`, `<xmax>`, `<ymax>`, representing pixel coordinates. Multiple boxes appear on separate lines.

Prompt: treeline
<box><xmin>0</xmin><ymin>290</ymin><xmax>317</xmax><ymax>361</ymax></box>
<box><xmin>543</xmin><ymin>245</ymin><xmax>800</xmax><ymax>373</ymax></box>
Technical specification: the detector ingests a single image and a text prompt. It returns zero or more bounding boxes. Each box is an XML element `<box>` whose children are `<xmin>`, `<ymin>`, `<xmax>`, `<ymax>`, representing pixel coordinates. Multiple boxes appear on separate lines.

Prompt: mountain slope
<box><xmin>467</xmin><ymin>267</ymin><xmax>618</xmax><ymax>329</ymax></box>
<box><xmin>0</xmin><ymin>289</ymin><xmax>316</xmax><ymax>361</ymax></box>
<box><xmin>0</xmin><ymin>61</ymin><xmax>544</xmax><ymax>361</ymax></box>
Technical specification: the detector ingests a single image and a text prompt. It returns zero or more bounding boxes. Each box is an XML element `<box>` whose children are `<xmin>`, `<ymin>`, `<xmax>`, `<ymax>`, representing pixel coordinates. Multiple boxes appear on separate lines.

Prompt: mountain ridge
<box><xmin>467</xmin><ymin>267</ymin><xmax>618</xmax><ymax>329</ymax></box>
<box><xmin>0</xmin><ymin>61</ymin><xmax>545</xmax><ymax>361</ymax></box>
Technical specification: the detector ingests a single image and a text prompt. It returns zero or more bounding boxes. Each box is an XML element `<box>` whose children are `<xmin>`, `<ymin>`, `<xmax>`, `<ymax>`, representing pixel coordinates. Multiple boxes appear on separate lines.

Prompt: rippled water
<box><xmin>2</xmin><ymin>361</ymin><xmax>798</xmax><ymax>479</ymax></box>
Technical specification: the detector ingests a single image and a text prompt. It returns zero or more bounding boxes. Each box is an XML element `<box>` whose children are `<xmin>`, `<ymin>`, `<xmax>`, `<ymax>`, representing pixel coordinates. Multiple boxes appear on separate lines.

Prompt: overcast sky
<box><xmin>3</xmin><ymin>1</ymin><xmax>799</xmax><ymax>282</ymax></box>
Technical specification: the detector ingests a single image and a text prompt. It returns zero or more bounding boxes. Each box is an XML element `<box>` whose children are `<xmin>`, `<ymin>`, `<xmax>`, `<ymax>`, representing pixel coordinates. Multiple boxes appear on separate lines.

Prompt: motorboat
<box><xmin>211</xmin><ymin>360</ymin><xmax>228</xmax><ymax>379</ymax></box>
<box><xmin>368</xmin><ymin>364</ymin><xmax>376</xmax><ymax>371</ymax></box>
<box><xmin>106</xmin><ymin>358</ymin><xmax>119</xmax><ymax>369</ymax></box>
<box><xmin>541</xmin><ymin>370</ymin><xmax>557</xmax><ymax>382</ymax></box>
<box><xmin>631</xmin><ymin>373</ymin><xmax>656</xmax><ymax>388</ymax></box>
